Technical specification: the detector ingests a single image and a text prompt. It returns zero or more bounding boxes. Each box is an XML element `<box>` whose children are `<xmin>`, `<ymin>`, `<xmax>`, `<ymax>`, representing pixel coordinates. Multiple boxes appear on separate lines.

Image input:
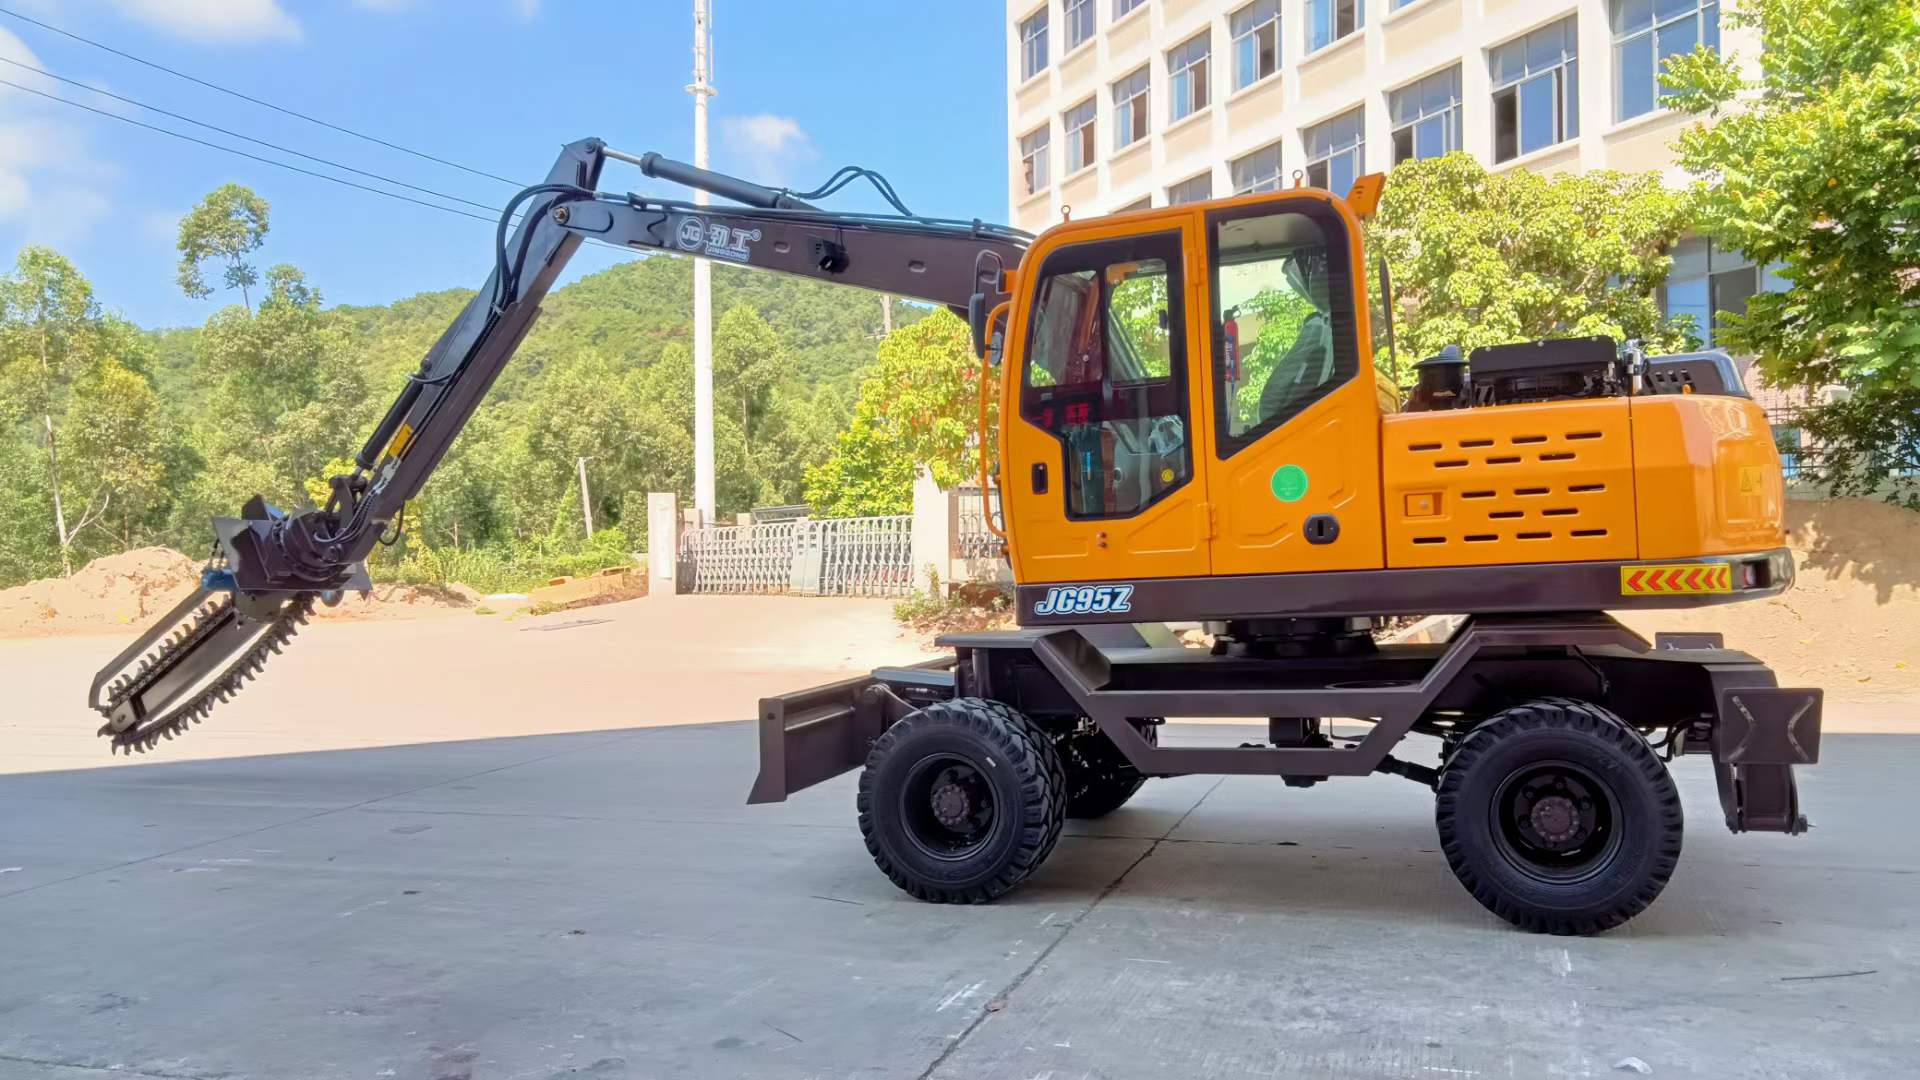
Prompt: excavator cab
<box><xmin>985</xmin><ymin>181</ymin><xmax>1792</xmax><ymax>627</ymax></box>
<box><xmin>992</xmin><ymin>188</ymin><xmax>1387</xmax><ymax>603</ymax></box>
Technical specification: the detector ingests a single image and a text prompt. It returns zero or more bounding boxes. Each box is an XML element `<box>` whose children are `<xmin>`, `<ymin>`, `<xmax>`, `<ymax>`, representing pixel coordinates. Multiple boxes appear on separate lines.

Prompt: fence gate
<box><xmin>679</xmin><ymin>516</ymin><xmax>913</xmax><ymax>597</ymax></box>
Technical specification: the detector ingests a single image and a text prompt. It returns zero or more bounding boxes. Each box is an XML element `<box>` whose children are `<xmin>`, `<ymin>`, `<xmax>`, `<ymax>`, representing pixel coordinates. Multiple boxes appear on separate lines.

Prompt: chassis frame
<box><xmin>750</xmin><ymin>612</ymin><xmax>1821</xmax><ymax>835</ymax></box>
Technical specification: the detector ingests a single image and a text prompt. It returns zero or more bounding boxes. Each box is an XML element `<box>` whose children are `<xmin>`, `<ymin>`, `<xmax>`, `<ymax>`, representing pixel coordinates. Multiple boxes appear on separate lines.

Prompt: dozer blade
<box><xmin>89</xmin><ymin>584</ymin><xmax>317</xmax><ymax>754</ymax></box>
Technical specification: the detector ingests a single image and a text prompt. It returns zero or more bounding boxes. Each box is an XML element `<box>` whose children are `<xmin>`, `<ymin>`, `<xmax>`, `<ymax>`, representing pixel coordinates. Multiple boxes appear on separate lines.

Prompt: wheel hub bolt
<box><xmin>1530</xmin><ymin>795</ymin><xmax>1580</xmax><ymax>845</ymax></box>
<box><xmin>931</xmin><ymin>783</ymin><xmax>971</xmax><ymax>828</ymax></box>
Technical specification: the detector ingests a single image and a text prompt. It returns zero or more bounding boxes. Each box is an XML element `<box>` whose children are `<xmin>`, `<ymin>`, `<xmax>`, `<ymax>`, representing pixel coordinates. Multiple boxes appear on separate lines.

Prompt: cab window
<box><xmin>1020</xmin><ymin>231</ymin><xmax>1190</xmax><ymax>519</ymax></box>
<box><xmin>1209</xmin><ymin>207</ymin><xmax>1358</xmax><ymax>456</ymax></box>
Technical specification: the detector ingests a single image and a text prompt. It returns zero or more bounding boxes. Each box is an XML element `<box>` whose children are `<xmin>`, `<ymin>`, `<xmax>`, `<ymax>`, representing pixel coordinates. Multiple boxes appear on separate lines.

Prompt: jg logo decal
<box><xmin>1033</xmin><ymin>584</ymin><xmax>1133</xmax><ymax>616</ymax></box>
<box><xmin>674</xmin><ymin>216</ymin><xmax>762</xmax><ymax>262</ymax></box>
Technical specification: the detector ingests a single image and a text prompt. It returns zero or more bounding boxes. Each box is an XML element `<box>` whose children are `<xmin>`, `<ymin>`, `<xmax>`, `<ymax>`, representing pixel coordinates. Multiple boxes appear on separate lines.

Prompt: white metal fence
<box><xmin>952</xmin><ymin>486</ymin><xmax>1004</xmax><ymax>560</ymax></box>
<box><xmin>679</xmin><ymin>515</ymin><xmax>914</xmax><ymax>597</ymax></box>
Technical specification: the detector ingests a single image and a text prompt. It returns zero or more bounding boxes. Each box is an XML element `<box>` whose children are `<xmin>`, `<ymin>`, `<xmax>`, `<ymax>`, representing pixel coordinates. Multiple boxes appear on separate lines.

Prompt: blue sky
<box><xmin>0</xmin><ymin>0</ymin><xmax>1009</xmax><ymax>329</ymax></box>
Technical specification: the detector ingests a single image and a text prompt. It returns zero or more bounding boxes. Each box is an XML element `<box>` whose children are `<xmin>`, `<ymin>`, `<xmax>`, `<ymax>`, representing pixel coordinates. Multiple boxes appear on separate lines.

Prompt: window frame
<box><xmin>1306</xmin><ymin>0</ymin><xmax>1364</xmax><ymax>54</ymax></box>
<box><xmin>1112</xmin><ymin>66</ymin><xmax>1151</xmax><ymax>151</ymax></box>
<box><xmin>1019</xmin><ymin>9</ymin><xmax>1050</xmax><ymax>82</ymax></box>
<box><xmin>1302</xmin><ymin>107</ymin><xmax>1365</xmax><ymax>196</ymax></box>
<box><xmin>1206</xmin><ymin>200</ymin><xmax>1362</xmax><ymax>458</ymax></box>
<box><xmin>1065</xmin><ymin>0</ymin><xmax>1097</xmax><ymax>51</ymax></box>
<box><xmin>1019</xmin><ymin>125</ymin><xmax>1052</xmax><ymax>196</ymax></box>
<box><xmin>1490</xmin><ymin>17</ymin><xmax>1579</xmax><ymax>163</ymax></box>
<box><xmin>1063</xmin><ymin>98</ymin><xmax>1098</xmax><ymax>175</ymax></box>
<box><xmin>1018</xmin><ymin>229</ymin><xmax>1196</xmax><ymax>521</ymax></box>
<box><xmin>1168</xmin><ymin>32</ymin><xmax>1212</xmax><ymax>123</ymax></box>
<box><xmin>1231</xmin><ymin>142</ymin><xmax>1284</xmax><ymax>194</ymax></box>
<box><xmin>1113</xmin><ymin>0</ymin><xmax>1147</xmax><ymax>20</ymax></box>
<box><xmin>1612</xmin><ymin>0</ymin><xmax>1720</xmax><ymax>122</ymax></box>
<box><xmin>1388</xmin><ymin>65</ymin><xmax>1463</xmax><ymax>164</ymax></box>
<box><xmin>1229</xmin><ymin>0</ymin><xmax>1281</xmax><ymax>92</ymax></box>
<box><xmin>1168</xmin><ymin>172</ymin><xmax>1213</xmax><ymax>205</ymax></box>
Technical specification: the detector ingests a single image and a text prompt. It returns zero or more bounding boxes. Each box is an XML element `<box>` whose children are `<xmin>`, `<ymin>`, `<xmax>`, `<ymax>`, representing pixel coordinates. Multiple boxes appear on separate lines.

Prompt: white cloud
<box><xmin>351</xmin><ymin>0</ymin><xmax>422</xmax><ymax>10</ymax></box>
<box><xmin>107</xmin><ymin>0</ymin><xmax>303</xmax><ymax>45</ymax></box>
<box><xmin>510</xmin><ymin>0</ymin><xmax>541</xmax><ymax>18</ymax></box>
<box><xmin>717</xmin><ymin>114</ymin><xmax>817</xmax><ymax>187</ymax></box>
<box><xmin>0</xmin><ymin>28</ymin><xmax>116</xmax><ymax>249</ymax></box>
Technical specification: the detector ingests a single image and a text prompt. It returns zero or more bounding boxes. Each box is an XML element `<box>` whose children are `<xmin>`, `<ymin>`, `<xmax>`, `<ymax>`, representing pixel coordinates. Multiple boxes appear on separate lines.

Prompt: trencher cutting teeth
<box><xmin>93</xmin><ymin>592</ymin><xmax>317</xmax><ymax>753</ymax></box>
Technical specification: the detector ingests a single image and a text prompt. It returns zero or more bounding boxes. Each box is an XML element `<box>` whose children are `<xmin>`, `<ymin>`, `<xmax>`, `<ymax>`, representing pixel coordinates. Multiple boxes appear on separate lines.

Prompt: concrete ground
<box><xmin>2</xmin><ymin>598</ymin><xmax>1915</xmax><ymax>1078</ymax></box>
<box><xmin>0</xmin><ymin>594</ymin><xmax>933</xmax><ymax>774</ymax></box>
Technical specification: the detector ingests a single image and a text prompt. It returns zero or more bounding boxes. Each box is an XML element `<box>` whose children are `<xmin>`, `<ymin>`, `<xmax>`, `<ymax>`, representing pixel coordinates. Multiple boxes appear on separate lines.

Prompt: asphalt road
<box><xmin>2</xmin><ymin>721</ymin><xmax>1912</xmax><ymax>1080</ymax></box>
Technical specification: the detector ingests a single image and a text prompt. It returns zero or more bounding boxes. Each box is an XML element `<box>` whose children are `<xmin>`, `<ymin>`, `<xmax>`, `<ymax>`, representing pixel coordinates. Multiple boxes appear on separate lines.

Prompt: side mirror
<box><xmin>968</xmin><ymin>292</ymin><xmax>989</xmax><ymax>357</ymax></box>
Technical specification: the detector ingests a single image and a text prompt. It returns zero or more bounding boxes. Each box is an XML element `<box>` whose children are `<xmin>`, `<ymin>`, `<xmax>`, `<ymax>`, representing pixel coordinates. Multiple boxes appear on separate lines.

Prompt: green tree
<box><xmin>1664</xmin><ymin>0</ymin><xmax>1920</xmax><ymax>505</ymax></box>
<box><xmin>63</xmin><ymin>357</ymin><xmax>171</xmax><ymax>552</ymax></box>
<box><xmin>1369</xmin><ymin>153</ymin><xmax>1696</xmax><ymax>368</ymax></box>
<box><xmin>0</xmin><ymin>247</ymin><xmax>106</xmax><ymax>574</ymax></box>
<box><xmin>177</xmin><ymin>184</ymin><xmax>271</xmax><ymax>310</ymax></box>
<box><xmin>806</xmin><ymin>309</ymin><xmax>983</xmax><ymax>516</ymax></box>
<box><xmin>714</xmin><ymin>303</ymin><xmax>783</xmax><ymax>457</ymax></box>
<box><xmin>183</xmin><ymin>265</ymin><xmax>364</xmax><ymax>531</ymax></box>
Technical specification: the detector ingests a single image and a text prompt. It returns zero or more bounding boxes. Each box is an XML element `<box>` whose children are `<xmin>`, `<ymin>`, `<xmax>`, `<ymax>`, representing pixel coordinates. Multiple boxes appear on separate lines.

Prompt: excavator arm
<box><xmin>89</xmin><ymin>136</ymin><xmax>1028</xmax><ymax>753</ymax></box>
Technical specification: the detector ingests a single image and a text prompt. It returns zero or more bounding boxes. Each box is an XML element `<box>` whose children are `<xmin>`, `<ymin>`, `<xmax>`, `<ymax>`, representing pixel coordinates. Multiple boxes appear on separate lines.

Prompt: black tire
<box><xmin>1062</xmin><ymin>721</ymin><xmax>1157</xmax><ymax>819</ymax></box>
<box><xmin>1435</xmin><ymin>697</ymin><xmax>1683</xmax><ymax>935</ymax></box>
<box><xmin>856</xmin><ymin>697</ymin><xmax>1067</xmax><ymax>903</ymax></box>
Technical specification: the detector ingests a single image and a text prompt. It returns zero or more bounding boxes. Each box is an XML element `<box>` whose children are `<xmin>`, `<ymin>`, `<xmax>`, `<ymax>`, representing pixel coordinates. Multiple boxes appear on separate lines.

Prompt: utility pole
<box><xmin>689</xmin><ymin>0</ymin><xmax>717</xmax><ymax>525</ymax></box>
<box><xmin>881</xmin><ymin>293</ymin><xmax>893</xmax><ymax>336</ymax></box>
<box><xmin>577</xmin><ymin>456</ymin><xmax>595</xmax><ymax>538</ymax></box>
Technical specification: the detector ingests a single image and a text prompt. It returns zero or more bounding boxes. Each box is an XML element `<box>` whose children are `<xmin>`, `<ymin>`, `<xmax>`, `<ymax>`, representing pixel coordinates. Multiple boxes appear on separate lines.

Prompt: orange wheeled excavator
<box><xmin>92</xmin><ymin>139</ymin><xmax>1819</xmax><ymax>934</ymax></box>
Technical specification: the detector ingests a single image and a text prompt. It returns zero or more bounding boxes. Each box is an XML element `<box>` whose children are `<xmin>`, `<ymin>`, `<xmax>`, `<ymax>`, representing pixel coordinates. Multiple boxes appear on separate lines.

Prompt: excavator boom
<box><xmin>89</xmin><ymin>137</ymin><xmax>1027</xmax><ymax>752</ymax></box>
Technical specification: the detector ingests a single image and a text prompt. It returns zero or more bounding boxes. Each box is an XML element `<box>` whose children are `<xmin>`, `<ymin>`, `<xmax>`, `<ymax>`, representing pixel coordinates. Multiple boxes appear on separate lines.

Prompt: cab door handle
<box><xmin>1030</xmin><ymin>461</ymin><xmax>1049</xmax><ymax>494</ymax></box>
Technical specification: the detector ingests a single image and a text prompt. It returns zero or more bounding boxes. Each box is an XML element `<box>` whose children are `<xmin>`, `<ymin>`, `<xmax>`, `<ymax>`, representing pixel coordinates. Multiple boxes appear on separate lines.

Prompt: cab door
<box><xmin>1196</xmin><ymin>196</ymin><xmax>1385</xmax><ymax>575</ymax></box>
<box><xmin>1002</xmin><ymin>217</ymin><xmax>1212</xmax><ymax>586</ymax></box>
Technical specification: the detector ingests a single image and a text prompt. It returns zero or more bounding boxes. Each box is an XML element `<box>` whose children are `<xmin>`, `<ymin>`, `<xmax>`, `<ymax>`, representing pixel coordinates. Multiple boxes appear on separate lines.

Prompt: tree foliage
<box><xmin>176</xmin><ymin>183</ymin><xmax>271</xmax><ymax>309</ymax></box>
<box><xmin>0</xmin><ymin>247</ymin><xmax>167</xmax><ymax>574</ymax></box>
<box><xmin>805</xmin><ymin>309</ymin><xmax>983</xmax><ymax>517</ymax></box>
<box><xmin>1665</xmin><ymin>0</ymin><xmax>1920</xmax><ymax>505</ymax></box>
<box><xmin>1369</xmin><ymin>153</ymin><xmax>1697</xmax><ymax>366</ymax></box>
<box><xmin>0</xmin><ymin>195</ymin><xmax>914</xmax><ymax>588</ymax></box>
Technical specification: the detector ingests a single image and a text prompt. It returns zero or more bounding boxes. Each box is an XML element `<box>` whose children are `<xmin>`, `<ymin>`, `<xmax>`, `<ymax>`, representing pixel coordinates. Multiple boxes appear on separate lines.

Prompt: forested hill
<box><xmin>0</xmin><ymin>241</ymin><xmax>927</xmax><ymax>588</ymax></box>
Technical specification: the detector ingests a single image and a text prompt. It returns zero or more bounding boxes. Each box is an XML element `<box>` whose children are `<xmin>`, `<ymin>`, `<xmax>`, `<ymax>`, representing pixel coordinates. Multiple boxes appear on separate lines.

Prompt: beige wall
<box><xmin>1005</xmin><ymin>0</ymin><xmax>1760</xmax><ymax>230</ymax></box>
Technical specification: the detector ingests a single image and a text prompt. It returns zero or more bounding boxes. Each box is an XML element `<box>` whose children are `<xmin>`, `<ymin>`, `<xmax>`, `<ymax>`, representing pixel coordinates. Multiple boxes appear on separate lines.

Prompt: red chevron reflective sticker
<box><xmin>1621</xmin><ymin>562</ymin><xmax>1737</xmax><ymax>595</ymax></box>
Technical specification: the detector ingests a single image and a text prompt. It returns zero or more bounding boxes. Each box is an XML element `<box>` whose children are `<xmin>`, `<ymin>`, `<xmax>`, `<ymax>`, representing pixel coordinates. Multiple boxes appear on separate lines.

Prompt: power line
<box><xmin>0</xmin><ymin>76</ymin><xmax>640</xmax><ymax>263</ymax></box>
<box><xmin>0</xmin><ymin>3</ymin><xmax>522</xmax><ymax>188</ymax></box>
<box><xmin>0</xmin><ymin>55</ymin><xmax>502</xmax><ymax>214</ymax></box>
<box><xmin>0</xmin><ymin>75</ymin><xmax>503</xmax><ymax>225</ymax></box>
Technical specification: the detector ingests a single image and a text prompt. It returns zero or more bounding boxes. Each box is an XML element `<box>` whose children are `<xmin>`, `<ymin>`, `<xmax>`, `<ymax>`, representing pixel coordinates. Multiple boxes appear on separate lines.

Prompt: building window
<box><xmin>1064</xmin><ymin>99</ymin><xmax>1097</xmax><ymax>174</ymax></box>
<box><xmin>1169</xmin><ymin>172</ymin><xmax>1213</xmax><ymax>205</ymax></box>
<box><xmin>1659</xmin><ymin>237</ymin><xmax>1784</xmax><ymax>350</ymax></box>
<box><xmin>1613</xmin><ymin>0</ymin><xmax>1720</xmax><ymax>121</ymax></box>
<box><xmin>1116</xmin><ymin>196</ymin><xmax>1153</xmax><ymax>211</ymax></box>
<box><xmin>1112</xmin><ymin>66</ymin><xmax>1150</xmax><ymax>150</ymax></box>
<box><xmin>1020</xmin><ymin>125</ymin><xmax>1051</xmax><ymax>196</ymax></box>
<box><xmin>1229</xmin><ymin>0</ymin><xmax>1280</xmax><ymax>91</ymax></box>
<box><xmin>1389</xmin><ymin>66</ymin><xmax>1463</xmax><ymax>164</ymax></box>
<box><xmin>1231</xmin><ymin>142</ymin><xmax>1284</xmax><ymax>194</ymax></box>
<box><xmin>1306</xmin><ymin>0</ymin><xmax>1363</xmax><ymax>53</ymax></box>
<box><xmin>1491</xmin><ymin>17</ymin><xmax>1579</xmax><ymax>163</ymax></box>
<box><xmin>1168</xmin><ymin>33</ymin><xmax>1211</xmax><ymax>122</ymax></box>
<box><xmin>1303</xmin><ymin>108</ymin><xmax>1364</xmax><ymax>195</ymax></box>
<box><xmin>1389</xmin><ymin>0</ymin><xmax>1425</xmax><ymax>8</ymax></box>
<box><xmin>1019</xmin><ymin>9</ymin><xmax>1049</xmax><ymax>81</ymax></box>
<box><xmin>1065</xmin><ymin>0</ymin><xmax>1097</xmax><ymax>51</ymax></box>
<box><xmin>1114</xmin><ymin>0</ymin><xmax>1146</xmax><ymax>18</ymax></box>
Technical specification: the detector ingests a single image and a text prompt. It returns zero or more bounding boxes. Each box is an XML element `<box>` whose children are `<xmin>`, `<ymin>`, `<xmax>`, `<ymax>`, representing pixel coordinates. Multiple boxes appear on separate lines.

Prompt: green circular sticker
<box><xmin>1270</xmin><ymin>464</ymin><xmax>1309</xmax><ymax>503</ymax></box>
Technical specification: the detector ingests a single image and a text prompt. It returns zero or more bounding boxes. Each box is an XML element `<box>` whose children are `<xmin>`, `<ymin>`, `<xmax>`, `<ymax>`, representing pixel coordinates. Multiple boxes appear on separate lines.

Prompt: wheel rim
<box><xmin>899</xmin><ymin>754</ymin><xmax>997</xmax><ymax>860</ymax></box>
<box><xmin>1490</xmin><ymin>760</ymin><xmax>1622</xmax><ymax>885</ymax></box>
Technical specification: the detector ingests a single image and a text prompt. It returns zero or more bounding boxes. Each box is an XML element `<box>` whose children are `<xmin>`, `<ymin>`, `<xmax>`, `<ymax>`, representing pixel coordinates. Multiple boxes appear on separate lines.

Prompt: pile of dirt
<box><xmin>0</xmin><ymin>547</ymin><xmax>202</xmax><ymax>636</ymax></box>
<box><xmin>0</xmin><ymin>548</ymin><xmax>472</xmax><ymax>638</ymax></box>
<box><xmin>1617</xmin><ymin>498</ymin><xmax>1920</xmax><ymax>696</ymax></box>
